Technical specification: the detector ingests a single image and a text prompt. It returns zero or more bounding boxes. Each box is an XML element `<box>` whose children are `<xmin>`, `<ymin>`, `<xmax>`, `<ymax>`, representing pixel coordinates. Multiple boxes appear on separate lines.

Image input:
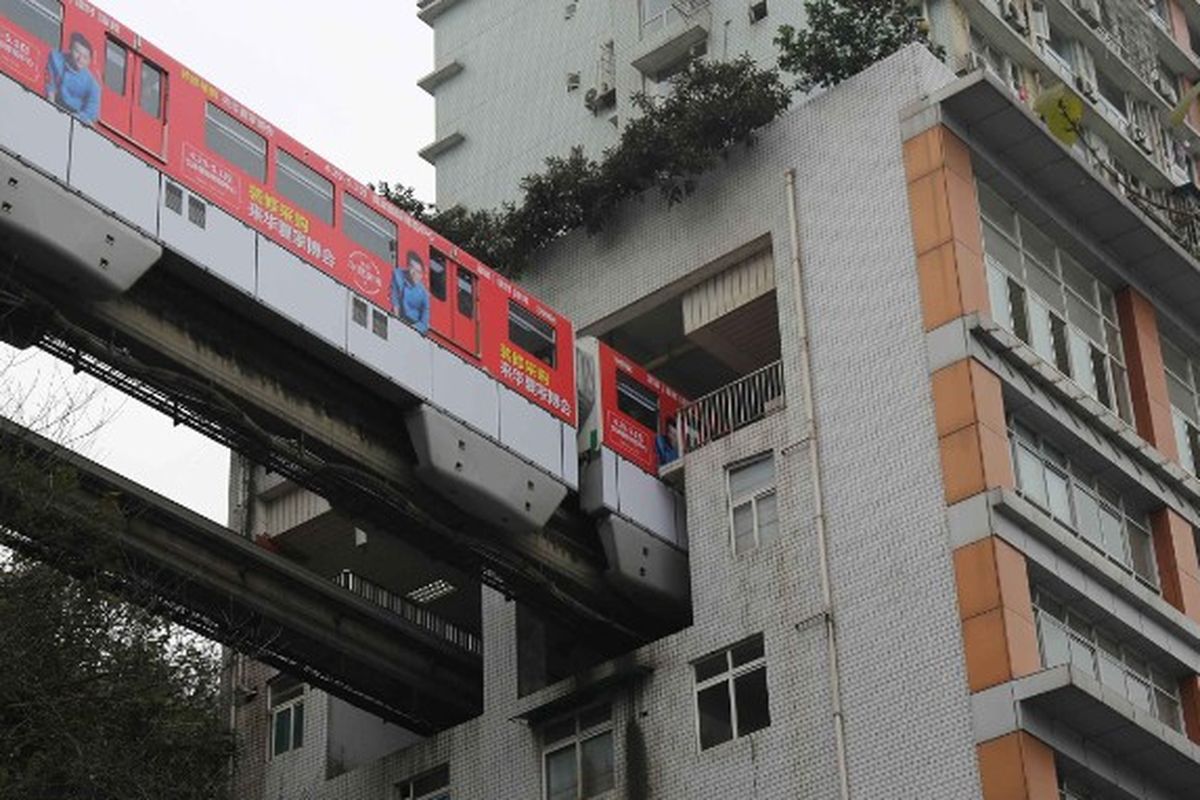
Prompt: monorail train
<box><xmin>0</xmin><ymin>0</ymin><xmax>690</xmax><ymax>590</ymax></box>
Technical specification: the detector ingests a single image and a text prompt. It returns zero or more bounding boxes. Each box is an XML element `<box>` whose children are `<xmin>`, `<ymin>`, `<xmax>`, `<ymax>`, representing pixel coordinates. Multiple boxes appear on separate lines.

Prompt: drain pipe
<box><xmin>785</xmin><ymin>169</ymin><xmax>851</xmax><ymax>800</ymax></box>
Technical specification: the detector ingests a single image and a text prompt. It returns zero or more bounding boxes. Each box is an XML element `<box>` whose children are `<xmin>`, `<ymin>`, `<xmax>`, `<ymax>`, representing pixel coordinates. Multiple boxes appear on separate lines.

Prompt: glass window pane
<box><xmin>1016</xmin><ymin>445</ymin><xmax>1047</xmax><ymax>508</ymax></box>
<box><xmin>1059</xmin><ymin>251</ymin><xmax>1095</xmax><ymax>302</ymax></box>
<box><xmin>1025</xmin><ymin>261</ymin><xmax>1063</xmax><ymax>311</ymax></box>
<box><xmin>978</xmin><ymin>182</ymin><xmax>1016</xmax><ymax>236</ymax></box>
<box><xmin>1168</xmin><ymin>374</ymin><xmax>1197</xmax><ymax>420</ymax></box>
<box><xmin>1009</xmin><ymin>281</ymin><xmax>1030</xmax><ymax>344</ymax></box>
<box><xmin>1099</xmin><ymin>505</ymin><xmax>1126</xmax><ymax>564</ymax></box>
<box><xmin>1162</xmin><ymin>336</ymin><xmax>1192</xmax><ymax>381</ymax></box>
<box><xmin>1067</xmin><ymin>293</ymin><xmax>1104</xmax><ymax>343</ymax></box>
<box><xmin>138</xmin><ymin>61</ymin><xmax>162</xmax><ymax>118</ymax></box>
<box><xmin>1038</xmin><ymin>615</ymin><xmax>1070</xmax><ymax>666</ymax></box>
<box><xmin>205</xmin><ymin>103</ymin><xmax>266</xmax><ymax>180</ymax></box>
<box><xmin>1069</xmin><ymin>329</ymin><xmax>1098</xmax><ymax>397</ymax></box>
<box><xmin>694</xmin><ymin>652</ymin><xmax>728</xmax><ymax>682</ymax></box>
<box><xmin>1155</xmin><ymin>691</ymin><xmax>1182</xmax><ymax>731</ymax></box>
<box><xmin>1097</xmin><ymin>650</ymin><xmax>1126</xmax><ymax>694</ymax></box>
<box><xmin>1019</xmin><ymin>217</ymin><xmax>1056</xmax><ymax>272</ymax></box>
<box><xmin>733</xmin><ymin>667</ymin><xmax>771</xmax><ymax>737</ymax></box>
<box><xmin>0</xmin><ymin>0</ymin><xmax>63</xmax><ymax>46</ymax></box>
<box><xmin>578</xmin><ymin>704</ymin><xmax>611</xmax><ymax>731</ymax></box>
<box><xmin>429</xmin><ymin>251</ymin><xmax>448</xmax><ymax>301</ymax></box>
<box><xmin>1028</xmin><ymin>300</ymin><xmax>1055</xmax><ymax>365</ymax></box>
<box><xmin>1127</xmin><ymin>523</ymin><xmax>1157</xmax><ymax>586</ymax></box>
<box><xmin>543</xmin><ymin>718</ymin><xmax>576</xmax><ymax>747</ymax></box>
<box><xmin>756</xmin><ymin>492</ymin><xmax>778</xmax><ymax>546</ymax></box>
<box><xmin>616</xmin><ymin>371</ymin><xmax>659</xmax><ymax>431</ymax></box>
<box><xmin>276</xmin><ymin>149</ymin><xmax>334</xmax><ymax>225</ymax></box>
<box><xmin>987</xmin><ymin>263</ymin><xmax>1013</xmax><ymax>330</ymax></box>
<box><xmin>1045</xmin><ymin>467</ymin><xmax>1072</xmax><ymax>523</ymax></box>
<box><xmin>729</xmin><ymin>456</ymin><xmax>774</xmax><ymax>499</ymax></box>
<box><xmin>1067</xmin><ymin>636</ymin><xmax>1096</xmax><ymax>676</ymax></box>
<box><xmin>580</xmin><ymin>732</ymin><xmax>615</xmax><ymax>797</ymax></box>
<box><xmin>545</xmin><ymin>745</ymin><xmax>578</xmax><ymax>800</ymax></box>
<box><xmin>732</xmin><ymin>502</ymin><xmax>755</xmax><ymax>555</ymax></box>
<box><xmin>104</xmin><ymin>39</ymin><xmax>126</xmax><ymax>95</ymax></box>
<box><xmin>730</xmin><ymin>635</ymin><xmax>764</xmax><ymax>667</ymax></box>
<box><xmin>1126</xmin><ymin>675</ymin><xmax>1152</xmax><ymax>712</ymax></box>
<box><xmin>697</xmin><ymin>682</ymin><xmax>733</xmax><ymax>750</ymax></box>
<box><xmin>982</xmin><ymin>223</ymin><xmax>1021</xmax><ymax>275</ymax></box>
<box><xmin>509</xmin><ymin>301</ymin><xmax>557</xmax><ymax>368</ymax></box>
<box><xmin>456</xmin><ymin>269</ymin><xmax>476</xmax><ymax>319</ymax></box>
<box><xmin>272</xmin><ymin>707</ymin><xmax>291</xmax><ymax>756</ymax></box>
<box><xmin>343</xmin><ymin>194</ymin><xmax>396</xmax><ymax>263</ymax></box>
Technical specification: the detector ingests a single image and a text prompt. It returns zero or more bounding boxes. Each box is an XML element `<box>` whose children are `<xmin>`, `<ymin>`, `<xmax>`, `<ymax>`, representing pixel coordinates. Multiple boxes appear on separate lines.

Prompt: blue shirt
<box><xmin>391</xmin><ymin>268</ymin><xmax>430</xmax><ymax>335</ymax></box>
<box><xmin>45</xmin><ymin>50</ymin><xmax>100</xmax><ymax>124</ymax></box>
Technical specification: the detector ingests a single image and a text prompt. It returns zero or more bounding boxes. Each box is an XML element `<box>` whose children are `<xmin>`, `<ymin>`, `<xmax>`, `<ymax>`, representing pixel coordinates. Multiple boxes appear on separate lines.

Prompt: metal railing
<box><xmin>335</xmin><ymin>571</ymin><xmax>482</xmax><ymax>656</ymax></box>
<box><xmin>677</xmin><ymin>360</ymin><xmax>784</xmax><ymax>456</ymax></box>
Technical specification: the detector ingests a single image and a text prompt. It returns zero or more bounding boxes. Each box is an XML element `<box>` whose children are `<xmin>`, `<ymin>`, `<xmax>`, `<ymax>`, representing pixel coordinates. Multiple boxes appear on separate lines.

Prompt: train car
<box><xmin>0</xmin><ymin>0</ymin><xmax>575</xmax><ymax>426</ymax></box>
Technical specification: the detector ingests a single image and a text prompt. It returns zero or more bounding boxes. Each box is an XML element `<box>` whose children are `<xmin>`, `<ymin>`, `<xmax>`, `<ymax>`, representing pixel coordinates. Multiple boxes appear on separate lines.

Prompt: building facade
<box><xmin>229</xmin><ymin>2</ymin><xmax>1200</xmax><ymax>798</ymax></box>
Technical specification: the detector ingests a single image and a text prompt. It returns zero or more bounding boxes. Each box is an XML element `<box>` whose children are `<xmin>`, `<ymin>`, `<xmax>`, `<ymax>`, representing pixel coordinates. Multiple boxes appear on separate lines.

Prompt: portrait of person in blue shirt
<box><xmin>392</xmin><ymin>251</ymin><xmax>430</xmax><ymax>336</ymax></box>
<box><xmin>45</xmin><ymin>32</ymin><xmax>101</xmax><ymax>125</ymax></box>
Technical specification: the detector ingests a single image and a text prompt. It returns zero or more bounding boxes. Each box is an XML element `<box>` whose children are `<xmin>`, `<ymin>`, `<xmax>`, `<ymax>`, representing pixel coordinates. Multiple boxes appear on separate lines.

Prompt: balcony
<box><xmin>674</xmin><ymin>359</ymin><xmax>784</xmax><ymax>458</ymax></box>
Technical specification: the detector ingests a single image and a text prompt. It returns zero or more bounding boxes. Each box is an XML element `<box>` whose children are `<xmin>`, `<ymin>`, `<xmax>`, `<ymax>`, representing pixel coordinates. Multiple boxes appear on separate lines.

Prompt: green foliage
<box><xmin>378</xmin><ymin>55</ymin><xmax>791</xmax><ymax>276</ymax></box>
<box><xmin>776</xmin><ymin>0</ymin><xmax>942</xmax><ymax>92</ymax></box>
<box><xmin>0</xmin><ymin>558</ymin><xmax>233</xmax><ymax>799</ymax></box>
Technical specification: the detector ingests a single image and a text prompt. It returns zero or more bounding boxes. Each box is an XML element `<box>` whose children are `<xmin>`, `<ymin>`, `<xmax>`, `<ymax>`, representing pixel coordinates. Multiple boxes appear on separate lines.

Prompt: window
<box><xmin>138</xmin><ymin>60</ymin><xmax>164</xmax><ymax>119</ymax></box>
<box><xmin>727</xmin><ymin>454</ymin><xmax>778</xmax><ymax>555</ymax></box>
<box><xmin>343</xmin><ymin>193</ymin><xmax>396</xmax><ymax>263</ymax></box>
<box><xmin>268</xmin><ymin>675</ymin><xmax>305</xmax><ymax>757</ymax></box>
<box><xmin>694</xmin><ymin>634</ymin><xmax>770</xmax><ymax>750</ymax></box>
<box><xmin>428</xmin><ymin>250</ymin><xmax>449</xmax><ymax>301</ymax></box>
<box><xmin>639</xmin><ymin>0</ymin><xmax>676</xmax><ymax>33</ymax></box>
<box><xmin>164</xmin><ymin>181</ymin><xmax>183</xmax><ymax>215</ymax></box>
<box><xmin>509</xmin><ymin>301</ymin><xmax>557</xmax><ymax>368</ymax></box>
<box><xmin>1095</xmin><ymin>70</ymin><xmax>1127</xmax><ymax>123</ymax></box>
<box><xmin>204</xmin><ymin>102</ymin><xmax>266</xmax><ymax>180</ymax></box>
<box><xmin>615</xmin><ymin>371</ymin><xmax>658</xmax><ymax>431</ymax></box>
<box><xmin>542</xmin><ymin>704</ymin><xmax>614</xmax><ymax>800</ymax></box>
<box><xmin>187</xmin><ymin>196</ymin><xmax>206</xmax><ymax>229</ymax></box>
<box><xmin>1033</xmin><ymin>588</ymin><xmax>1182</xmax><ymax>732</ymax></box>
<box><xmin>456</xmin><ymin>268</ymin><xmax>476</xmax><ymax>319</ymax></box>
<box><xmin>1009</xmin><ymin>421</ymin><xmax>1157</xmax><ymax>588</ymax></box>
<box><xmin>980</xmin><ymin>181</ymin><xmax>1132</xmax><ymax>423</ymax></box>
<box><xmin>104</xmin><ymin>38</ymin><xmax>127</xmax><ymax>95</ymax></box>
<box><xmin>748</xmin><ymin>1</ymin><xmax>768</xmax><ymax>23</ymax></box>
<box><xmin>395</xmin><ymin>764</ymin><xmax>450</xmax><ymax>800</ymax></box>
<box><xmin>1160</xmin><ymin>333</ymin><xmax>1200</xmax><ymax>476</ymax></box>
<box><xmin>276</xmin><ymin>149</ymin><xmax>334</xmax><ymax>226</ymax></box>
<box><xmin>0</xmin><ymin>0</ymin><xmax>62</xmax><ymax>47</ymax></box>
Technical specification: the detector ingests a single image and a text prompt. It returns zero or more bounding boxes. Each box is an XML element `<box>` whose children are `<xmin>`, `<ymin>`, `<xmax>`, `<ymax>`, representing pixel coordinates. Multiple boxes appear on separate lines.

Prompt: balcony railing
<box><xmin>334</xmin><ymin>570</ymin><xmax>482</xmax><ymax>655</ymax></box>
<box><xmin>677</xmin><ymin>360</ymin><xmax>784</xmax><ymax>455</ymax></box>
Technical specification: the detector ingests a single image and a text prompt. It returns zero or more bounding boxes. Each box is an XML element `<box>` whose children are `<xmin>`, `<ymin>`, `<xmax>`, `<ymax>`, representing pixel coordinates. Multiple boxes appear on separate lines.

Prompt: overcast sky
<box><xmin>4</xmin><ymin>1</ymin><xmax>435</xmax><ymax>524</ymax></box>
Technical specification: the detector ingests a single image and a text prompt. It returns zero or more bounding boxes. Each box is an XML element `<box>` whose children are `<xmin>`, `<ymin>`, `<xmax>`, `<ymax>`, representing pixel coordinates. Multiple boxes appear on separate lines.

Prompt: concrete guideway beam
<box><xmin>0</xmin><ymin>414</ymin><xmax>480</xmax><ymax>734</ymax></box>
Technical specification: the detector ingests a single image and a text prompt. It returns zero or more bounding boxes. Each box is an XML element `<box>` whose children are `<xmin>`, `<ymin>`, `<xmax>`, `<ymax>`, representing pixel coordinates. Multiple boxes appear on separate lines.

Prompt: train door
<box><xmin>452</xmin><ymin>264</ymin><xmax>480</xmax><ymax>356</ymax></box>
<box><xmin>99</xmin><ymin>33</ymin><xmax>166</xmax><ymax>157</ymax></box>
<box><xmin>427</xmin><ymin>250</ymin><xmax>452</xmax><ymax>337</ymax></box>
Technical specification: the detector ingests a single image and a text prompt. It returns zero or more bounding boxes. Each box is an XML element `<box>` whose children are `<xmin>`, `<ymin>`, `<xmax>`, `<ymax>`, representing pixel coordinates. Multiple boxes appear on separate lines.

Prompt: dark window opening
<box><xmin>343</xmin><ymin>193</ymin><xmax>396</xmax><ymax>263</ymax></box>
<box><xmin>204</xmin><ymin>102</ymin><xmax>266</xmax><ymax>180</ymax></box>
<box><xmin>748</xmin><ymin>0</ymin><xmax>768</xmax><ymax>23</ymax></box>
<box><xmin>509</xmin><ymin>301</ymin><xmax>557</xmax><ymax>368</ymax></box>
<box><xmin>351</xmin><ymin>297</ymin><xmax>368</xmax><ymax>328</ymax></box>
<box><xmin>616</xmin><ymin>371</ymin><xmax>658</xmax><ymax>431</ymax></box>
<box><xmin>186</xmin><ymin>196</ymin><xmax>206</xmax><ymax>229</ymax></box>
<box><xmin>694</xmin><ymin>634</ymin><xmax>770</xmax><ymax>751</ymax></box>
<box><xmin>138</xmin><ymin>60</ymin><xmax>163</xmax><ymax>118</ymax></box>
<box><xmin>371</xmin><ymin>308</ymin><xmax>388</xmax><ymax>340</ymax></box>
<box><xmin>0</xmin><ymin>0</ymin><xmax>62</xmax><ymax>47</ymax></box>
<box><xmin>164</xmin><ymin>181</ymin><xmax>183</xmax><ymax>214</ymax></box>
<box><xmin>429</xmin><ymin>250</ymin><xmax>448</xmax><ymax>301</ymax></box>
<box><xmin>276</xmin><ymin>149</ymin><xmax>334</xmax><ymax>226</ymax></box>
<box><xmin>104</xmin><ymin>38</ymin><xmax>127</xmax><ymax>95</ymax></box>
<box><xmin>456</xmin><ymin>269</ymin><xmax>476</xmax><ymax>319</ymax></box>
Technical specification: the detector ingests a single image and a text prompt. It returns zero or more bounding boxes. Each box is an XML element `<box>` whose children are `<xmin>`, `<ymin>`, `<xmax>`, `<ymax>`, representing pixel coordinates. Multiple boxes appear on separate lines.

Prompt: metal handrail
<box><xmin>676</xmin><ymin>360</ymin><xmax>784</xmax><ymax>456</ymax></box>
<box><xmin>335</xmin><ymin>571</ymin><xmax>482</xmax><ymax>656</ymax></box>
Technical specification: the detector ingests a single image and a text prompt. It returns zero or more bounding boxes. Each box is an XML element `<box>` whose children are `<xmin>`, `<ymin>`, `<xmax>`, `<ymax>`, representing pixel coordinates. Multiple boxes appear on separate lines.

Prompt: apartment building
<box><xmin>228</xmin><ymin>2</ymin><xmax>1200</xmax><ymax>798</ymax></box>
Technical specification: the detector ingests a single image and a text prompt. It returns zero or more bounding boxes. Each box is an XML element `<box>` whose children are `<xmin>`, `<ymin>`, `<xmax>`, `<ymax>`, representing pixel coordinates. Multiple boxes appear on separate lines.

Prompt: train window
<box><xmin>0</xmin><ymin>0</ymin><xmax>62</xmax><ymax>47</ymax></box>
<box><xmin>616</xmin><ymin>371</ymin><xmax>659</xmax><ymax>431</ymax></box>
<box><xmin>104</xmin><ymin>39</ymin><xmax>127</xmax><ymax>95</ymax></box>
<box><xmin>457</xmin><ymin>270</ymin><xmax>476</xmax><ymax>319</ymax></box>
<box><xmin>204</xmin><ymin>102</ymin><xmax>266</xmax><ymax>180</ymax></box>
<box><xmin>351</xmin><ymin>297</ymin><xmax>368</xmax><ymax>328</ymax></box>
<box><xmin>343</xmin><ymin>194</ymin><xmax>396</xmax><ymax>263</ymax></box>
<box><xmin>139</xmin><ymin>61</ymin><xmax>164</xmax><ymax>119</ymax></box>
<box><xmin>428</xmin><ymin>250</ymin><xmax>448</xmax><ymax>301</ymax></box>
<box><xmin>276</xmin><ymin>149</ymin><xmax>334</xmax><ymax>226</ymax></box>
<box><xmin>508</xmin><ymin>301</ymin><xmax>557</xmax><ymax>368</ymax></box>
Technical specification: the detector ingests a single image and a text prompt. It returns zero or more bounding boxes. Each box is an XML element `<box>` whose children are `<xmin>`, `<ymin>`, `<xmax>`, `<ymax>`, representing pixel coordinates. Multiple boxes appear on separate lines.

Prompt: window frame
<box><xmin>395</xmin><ymin>764</ymin><xmax>451</xmax><ymax>800</ymax></box>
<box><xmin>0</xmin><ymin>0</ymin><xmax>63</xmax><ymax>47</ymax></box>
<box><xmin>1161</xmin><ymin>332</ymin><xmax>1200</xmax><ymax>477</ymax></box>
<box><xmin>726</xmin><ymin>453</ymin><xmax>778</xmax><ymax>555</ymax></box>
<box><xmin>509</xmin><ymin>300</ymin><xmax>558</xmax><ymax>369</ymax></box>
<box><xmin>692</xmin><ymin>634</ymin><xmax>770</xmax><ymax>751</ymax></box>
<box><xmin>614</xmin><ymin>370</ymin><xmax>659</xmax><ymax>432</ymax></box>
<box><xmin>342</xmin><ymin>192</ymin><xmax>397</xmax><ymax>263</ymax></box>
<box><xmin>275</xmin><ymin>148</ymin><xmax>334</xmax><ymax>226</ymax></box>
<box><xmin>267</xmin><ymin>676</ymin><xmax>305</xmax><ymax>759</ymax></box>
<box><xmin>204</xmin><ymin>101</ymin><xmax>267</xmax><ymax>181</ymax></box>
<box><xmin>541</xmin><ymin>703</ymin><xmax>615</xmax><ymax>800</ymax></box>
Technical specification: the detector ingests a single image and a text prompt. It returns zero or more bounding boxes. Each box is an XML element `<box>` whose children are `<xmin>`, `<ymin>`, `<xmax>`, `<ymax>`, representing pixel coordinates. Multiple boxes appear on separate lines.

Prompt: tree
<box><xmin>776</xmin><ymin>0</ymin><xmax>941</xmax><ymax>92</ymax></box>
<box><xmin>378</xmin><ymin>54</ymin><xmax>791</xmax><ymax>276</ymax></box>
<box><xmin>0</xmin><ymin>555</ymin><xmax>234</xmax><ymax>800</ymax></box>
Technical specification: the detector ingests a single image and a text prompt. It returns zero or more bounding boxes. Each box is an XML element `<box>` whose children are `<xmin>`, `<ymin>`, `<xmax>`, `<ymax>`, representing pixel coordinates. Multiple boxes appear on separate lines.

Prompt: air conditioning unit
<box><xmin>1004</xmin><ymin>1</ymin><xmax>1029</xmax><ymax>34</ymax></box>
<box><xmin>584</xmin><ymin>83</ymin><xmax>616</xmax><ymax>113</ymax></box>
<box><xmin>1154</xmin><ymin>74</ymin><xmax>1179</xmax><ymax>104</ymax></box>
<box><xmin>1075</xmin><ymin>74</ymin><xmax>1098</xmax><ymax>101</ymax></box>
<box><xmin>1075</xmin><ymin>0</ymin><xmax>1102</xmax><ymax>27</ymax></box>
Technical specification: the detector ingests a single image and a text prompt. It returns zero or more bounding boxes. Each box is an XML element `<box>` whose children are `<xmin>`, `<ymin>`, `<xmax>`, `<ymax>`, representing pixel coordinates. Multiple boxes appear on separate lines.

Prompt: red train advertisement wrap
<box><xmin>579</xmin><ymin>339</ymin><xmax>687</xmax><ymax>475</ymax></box>
<box><xmin>0</xmin><ymin>0</ymin><xmax>575</xmax><ymax>426</ymax></box>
